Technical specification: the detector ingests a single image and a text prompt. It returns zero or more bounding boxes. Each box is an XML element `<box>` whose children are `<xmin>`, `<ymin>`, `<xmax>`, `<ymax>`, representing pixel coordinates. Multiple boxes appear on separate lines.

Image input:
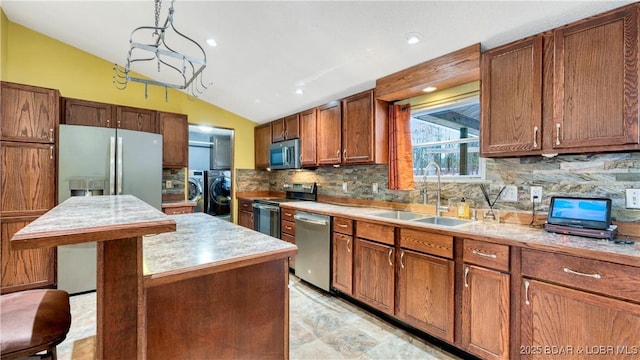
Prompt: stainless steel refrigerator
<box><xmin>57</xmin><ymin>124</ymin><xmax>162</xmax><ymax>294</ymax></box>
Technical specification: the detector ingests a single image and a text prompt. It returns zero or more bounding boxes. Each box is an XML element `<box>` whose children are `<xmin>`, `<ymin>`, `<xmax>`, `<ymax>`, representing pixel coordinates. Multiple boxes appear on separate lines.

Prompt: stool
<box><xmin>1</xmin><ymin>289</ymin><xmax>71</xmax><ymax>360</ymax></box>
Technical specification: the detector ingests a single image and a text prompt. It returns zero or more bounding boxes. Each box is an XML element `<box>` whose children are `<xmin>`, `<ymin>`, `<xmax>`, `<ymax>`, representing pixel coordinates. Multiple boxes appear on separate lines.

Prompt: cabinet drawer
<box><xmin>356</xmin><ymin>221</ymin><xmax>394</xmax><ymax>246</ymax></box>
<box><xmin>281</xmin><ymin>208</ymin><xmax>296</xmax><ymax>223</ymax></box>
<box><xmin>522</xmin><ymin>249</ymin><xmax>640</xmax><ymax>303</ymax></box>
<box><xmin>238</xmin><ymin>198</ymin><xmax>253</xmax><ymax>212</ymax></box>
<box><xmin>281</xmin><ymin>220</ymin><xmax>296</xmax><ymax>235</ymax></box>
<box><xmin>463</xmin><ymin>239</ymin><xmax>509</xmax><ymax>272</ymax></box>
<box><xmin>333</xmin><ymin>217</ymin><xmax>353</xmax><ymax>235</ymax></box>
<box><xmin>163</xmin><ymin>206</ymin><xmax>193</xmax><ymax>215</ymax></box>
<box><xmin>399</xmin><ymin>228</ymin><xmax>453</xmax><ymax>259</ymax></box>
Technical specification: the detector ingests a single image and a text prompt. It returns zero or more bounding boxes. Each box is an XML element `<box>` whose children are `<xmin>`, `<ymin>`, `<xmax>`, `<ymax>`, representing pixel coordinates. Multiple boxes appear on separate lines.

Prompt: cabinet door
<box><xmin>254</xmin><ymin>123</ymin><xmax>271</xmax><ymax>169</ymax></box>
<box><xmin>354</xmin><ymin>238</ymin><xmax>394</xmax><ymax>315</ymax></box>
<box><xmin>552</xmin><ymin>6</ymin><xmax>639</xmax><ymax>150</ymax></box>
<box><xmin>238</xmin><ymin>211</ymin><xmax>254</xmax><ymax>229</ymax></box>
<box><xmin>316</xmin><ymin>101</ymin><xmax>342</xmax><ymax>166</ymax></box>
<box><xmin>1</xmin><ymin>82</ymin><xmax>59</xmax><ymax>143</ymax></box>
<box><xmin>1</xmin><ymin>142</ymin><xmax>55</xmax><ymax>217</ymax></box>
<box><xmin>480</xmin><ymin>36</ymin><xmax>543</xmax><ymax>157</ymax></box>
<box><xmin>521</xmin><ymin>279</ymin><xmax>640</xmax><ymax>360</ymax></box>
<box><xmin>332</xmin><ymin>232</ymin><xmax>353</xmax><ymax>294</ymax></box>
<box><xmin>342</xmin><ymin>90</ymin><xmax>374</xmax><ymax>164</ymax></box>
<box><xmin>271</xmin><ymin>118</ymin><xmax>285</xmax><ymax>143</ymax></box>
<box><xmin>283</xmin><ymin>114</ymin><xmax>300</xmax><ymax>139</ymax></box>
<box><xmin>299</xmin><ymin>108</ymin><xmax>317</xmax><ymax>167</ymax></box>
<box><xmin>63</xmin><ymin>98</ymin><xmax>115</xmax><ymax>128</ymax></box>
<box><xmin>462</xmin><ymin>265</ymin><xmax>510</xmax><ymax>360</ymax></box>
<box><xmin>1</xmin><ymin>217</ymin><xmax>56</xmax><ymax>293</ymax></box>
<box><xmin>116</xmin><ymin>106</ymin><xmax>159</xmax><ymax>133</ymax></box>
<box><xmin>396</xmin><ymin>249</ymin><xmax>454</xmax><ymax>342</ymax></box>
<box><xmin>159</xmin><ymin>112</ymin><xmax>188</xmax><ymax>168</ymax></box>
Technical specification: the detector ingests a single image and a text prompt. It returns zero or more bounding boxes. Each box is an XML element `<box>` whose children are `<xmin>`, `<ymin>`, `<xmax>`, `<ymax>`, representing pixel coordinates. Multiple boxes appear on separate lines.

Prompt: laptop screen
<box><xmin>547</xmin><ymin>197</ymin><xmax>612</xmax><ymax>230</ymax></box>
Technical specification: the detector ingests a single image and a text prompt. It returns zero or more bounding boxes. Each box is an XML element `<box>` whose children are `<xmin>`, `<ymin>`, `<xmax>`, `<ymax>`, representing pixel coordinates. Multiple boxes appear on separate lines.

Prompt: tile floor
<box><xmin>55</xmin><ymin>276</ymin><xmax>461</xmax><ymax>360</ymax></box>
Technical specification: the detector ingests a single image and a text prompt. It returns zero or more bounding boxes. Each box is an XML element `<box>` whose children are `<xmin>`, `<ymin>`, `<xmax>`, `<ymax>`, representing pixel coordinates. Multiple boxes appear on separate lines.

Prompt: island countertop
<box><xmin>10</xmin><ymin>195</ymin><xmax>176</xmax><ymax>249</ymax></box>
<box><xmin>142</xmin><ymin>213</ymin><xmax>298</xmax><ymax>287</ymax></box>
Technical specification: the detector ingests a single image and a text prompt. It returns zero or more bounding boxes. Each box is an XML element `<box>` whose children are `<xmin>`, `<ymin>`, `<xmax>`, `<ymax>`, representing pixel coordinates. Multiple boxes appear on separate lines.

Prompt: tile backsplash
<box><xmin>237</xmin><ymin>152</ymin><xmax>640</xmax><ymax>222</ymax></box>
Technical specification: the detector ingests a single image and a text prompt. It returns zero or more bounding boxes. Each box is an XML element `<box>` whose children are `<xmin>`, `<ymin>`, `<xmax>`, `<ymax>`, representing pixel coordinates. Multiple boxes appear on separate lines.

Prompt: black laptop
<box><xmin>544</xmin><ymin>197</ymin><xmax>616</xmax><ymax>239</ymax></box>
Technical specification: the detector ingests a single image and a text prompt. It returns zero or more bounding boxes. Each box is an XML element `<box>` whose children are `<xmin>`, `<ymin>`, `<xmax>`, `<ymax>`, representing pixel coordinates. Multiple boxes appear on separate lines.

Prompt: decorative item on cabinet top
<box><xmin>113</xmin><ymin>0</ymin><xmax>211</xmax><ymax>100</ymax></box>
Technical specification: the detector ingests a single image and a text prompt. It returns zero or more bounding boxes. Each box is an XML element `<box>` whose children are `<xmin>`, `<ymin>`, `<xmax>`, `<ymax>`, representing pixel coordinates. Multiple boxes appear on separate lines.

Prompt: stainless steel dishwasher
<box><xmin>294</xmin><ymin>211</ymin><xmax>331</xmax><ymax>291</ymax></box>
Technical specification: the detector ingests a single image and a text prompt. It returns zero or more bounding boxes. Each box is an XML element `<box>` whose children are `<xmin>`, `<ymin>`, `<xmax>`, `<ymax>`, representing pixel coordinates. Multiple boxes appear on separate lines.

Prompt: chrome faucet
<box><xmin>422</xmin><ymin>161</ymin><xmax>445</xmax><ymax>216</ymax></box>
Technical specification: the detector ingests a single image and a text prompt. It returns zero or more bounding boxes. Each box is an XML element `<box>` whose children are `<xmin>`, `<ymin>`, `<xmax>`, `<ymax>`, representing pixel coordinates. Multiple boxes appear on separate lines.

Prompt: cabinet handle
<box><xmin>343</xmin><ymin>149</ymin><xmax>347</xmax><ymax>161</ymax></box>
<box><xmin>533</xmin><ymin>126</ymin><xmax>538</xmax><ymax>148</ymax></box>
<box><xmin>284</xmin><ymin>130</ymin><xmax>287</xmax><ymax>139</ymax></box>
<box><xmin>300</xmin><ymin>154</ymin><xmax>303</xmax><ymax>163</ymax></box>
<box><xmin>555</xmin><ymin>123</ymin><xmax>561</xmax><ymax>145</ymax></box>
<box><xmin>107</xmin><ymin>119</ymin><xmax>111</xmax><ymax>127</ymax></box>
<box><xmin>337</xmin><ymin>223</ymin><xmax>348</xmax><ymax>228</ymax></box>
<box><xmin>464</xmin><ymin>266</ymin><xmax>470</xmax><ymax>287</ymax></box>
<box><xmin>346</xmin><ymin>238</ymin><xmax>351</xmax><ymax>253</ymax></box>
<box><xmin>400</xmin><ymin>250</ymin><xmax>405</xmax><ymax>269</ymax></box>
<box><xmin>49</xmin><ymin>128</ymin><xmax>54</xmax><ymax>142</ymax></box>
<box><xmin>472</xmin><ymin>249</ymin><xmax>497</xmax><ymax>259</ymax></box>
<box><xmin>49</xmin><ymin>145</ymin><xmax>54</xmax><ymax>160</ymax></box>
<box><xmin>563</xmin><ymin>267</ymin><xmax>601</xmax><ymax>279</ymax></box>
<box><xmin>336</xmin><ymin>149</ymin><xmax>340</xmax><ymax>158</ymax></box>
<box><xmin>387</xmin><ymin>248</ymin><xmax>393</xmax><ymax>266</ymax></box>
<box><xmin>285</xmin><ymin>226</ymin><xmax>292</xmax><ymax>230</ymax></box>
<box><xmin>117</xmin><ymin>119</ymin><xmax>122</xmax><ymax>128</ymax></box>
<box><xmin>524</xmin><ymin>280</ymin><xmax>531</xmax><ymax>305</ymax></box>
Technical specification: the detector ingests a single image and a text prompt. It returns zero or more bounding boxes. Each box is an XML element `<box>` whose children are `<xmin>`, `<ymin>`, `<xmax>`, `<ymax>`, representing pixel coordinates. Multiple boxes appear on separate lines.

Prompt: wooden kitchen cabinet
<box><xmin>316</xmin><ymin>101</ymin><xmax>342</xmax><ymax>166</ymax></box>
<box><xmin>115</xmin><ymin>105</ymin><xmax>159</xmax><ymax>133</ymax></box>
<box><xmin>280</xmin><ymin>207</ymin><xmax>296</xmax><ymax>269</ymax></box>
<box><xmin>341</xmin><ymin>90</ymin><xmax>388</xmax><ymax>165</ymax></box>
<box><xmin>480</xmin><ymin>35</ymin><xmax>543</xmax><ymax>157</ymax></box>
<box><xmin>550</xmin><ymin>5</ymin><xmax>639</xmax><ymax>152</ymax></box>
<box><xmin>332</xmin><ymin>216</ymin><xmax>353</xmax><ymax>294</ymax></box>
<box><xmin>1</xmin><ymin>81</ymin><xmax>59</xmax><ymax>143</ymax></box>
<box><xmin>158</xmin><ymin>111</ymin><xmax>188</xmax><ymax>168</ymax></box>
<box><xmin>237</xmin><ymin>198</ymin><xmax>254</xmax><ymax>229</ymax></box>
<box><xmin>63</xmin><ymin>98</ymin><xmax>115</xmax><ymax>128</ymax></box>
<box><xmin>354</xmin><ymin>237</ymin><xmax>395</xmax><ymax>315</ymax></box>
<box><xmin>254</xmin><ymin>123</ymin><xmax>271</xmax><ymax>169</ymax></box>
<box><xmin>271</xmin><ymin>114</ymin><xmax>300</xmax><ymax>142</ymax></box>
<box><xmin>299</xmin><ymin>108</ymin><xmax>317</xmax><ymax>167</ymax></box>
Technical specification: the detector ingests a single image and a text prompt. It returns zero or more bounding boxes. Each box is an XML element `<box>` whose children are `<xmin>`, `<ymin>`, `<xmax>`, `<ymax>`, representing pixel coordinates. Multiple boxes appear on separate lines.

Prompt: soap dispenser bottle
<box><xmin>457</xmin><ymin>197</ymin><xmax>470</xmax><ymax>219</ymax></box>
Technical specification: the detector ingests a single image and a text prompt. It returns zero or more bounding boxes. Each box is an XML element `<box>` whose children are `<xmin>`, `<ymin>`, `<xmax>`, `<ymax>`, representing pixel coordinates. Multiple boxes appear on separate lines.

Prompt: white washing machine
<box><xmin>188</xmin><ymin>170</ymin><xmax>205</xmax><ymax>212</ymax></box>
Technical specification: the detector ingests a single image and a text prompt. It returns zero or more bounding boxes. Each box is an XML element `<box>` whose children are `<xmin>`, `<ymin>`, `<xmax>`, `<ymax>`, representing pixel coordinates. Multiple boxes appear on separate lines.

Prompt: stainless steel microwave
<box><xmin>269</xmin><ymin>139</ymin><xmax>301</xmax><ymax>170</ymax></box>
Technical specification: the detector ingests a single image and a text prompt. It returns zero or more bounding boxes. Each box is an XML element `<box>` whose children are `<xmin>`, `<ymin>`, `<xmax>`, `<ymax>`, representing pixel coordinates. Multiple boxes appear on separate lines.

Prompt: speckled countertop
<box><xmin>281</xmin><ymin>201</ymin><xmax>640</xmax><ymax>267</ymax></box>
<box><xmin>11</xmin><ymin>195</ymin><xmax>176</xmax><ymax>249</ymax></box>
<box><xmin>142</xmin><ymin>213</ymin><xmax>297</xmax><ymax>286</ymax></box>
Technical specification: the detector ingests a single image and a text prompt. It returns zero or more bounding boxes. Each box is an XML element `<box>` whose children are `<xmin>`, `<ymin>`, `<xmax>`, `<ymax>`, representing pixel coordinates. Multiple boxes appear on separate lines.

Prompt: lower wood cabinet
<box><xmin>280</xmin><ymin>208</ymin><xmax>296</xmax><ymax>269</ymax></box>
<box><xmin>462</xmin><ymin>265</ymin><xmax>510</xmax><ymax>359</ymax></box>
<box><xmin>237</xmin><ymin>199</ymin><xmax>254</xmax><ymax>229</ymax></box>
<box><xmin>332</xmin><ymin>232</ymin><xmax>352</xmax><ymax>294</ymax></box>
<box><xmin>397</xmin><ymin>249</ymin><xmax>454</xmax><ymax>343</ymax></box>
<box><xmin>354</xmin><ymin>238</ymin><xmax>394</xmax><ymax>315</ymax></box>
<box><xmin>521</xmin><ymin>279</ymin><xmax>640</xmax><ymax>360</ymax></box>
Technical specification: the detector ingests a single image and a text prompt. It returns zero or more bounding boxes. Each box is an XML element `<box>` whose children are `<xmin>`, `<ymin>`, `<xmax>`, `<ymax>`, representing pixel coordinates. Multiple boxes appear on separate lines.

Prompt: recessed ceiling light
<box><xmin>295</xmin><ymin>88</ymin><xmax>303</xmax><ymax>95</ymax></box>
<box><xmin>406</xmin><ymin>32</ymin><xmax>422</xmax><ymax>45</ymax></box>
<box><xmin>422</xmin><ymin>86</ymin><xmax>437</xmax><ymax>93</ymax></box>
<box><xmin>206</xmin><ymin>38</ymin><xmax>217</xmax><ymax>47</ymax></box>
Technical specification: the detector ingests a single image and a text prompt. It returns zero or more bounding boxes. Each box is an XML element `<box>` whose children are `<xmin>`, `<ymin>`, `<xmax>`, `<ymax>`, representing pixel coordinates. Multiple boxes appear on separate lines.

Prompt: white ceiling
<box><xmin>2</xmin><ymin>1</ymin><xmax>635</xmax><ymax>124</ymax></box>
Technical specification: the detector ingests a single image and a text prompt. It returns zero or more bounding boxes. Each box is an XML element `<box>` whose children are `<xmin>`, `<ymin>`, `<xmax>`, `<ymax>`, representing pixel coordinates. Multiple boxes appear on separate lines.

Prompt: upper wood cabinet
<box><xmin>158</xmin><ymin>111</ymin><xmax>188</xmax><ymax>168</ymax></box>
<box><xmin>271</xmin><ymin>114</ymin><xmax>300</xmax><ymax>142</ymax></box>
<box><xmin>341</xmin><ymin>90</ymin><xmax>388</xmax><ymax>165</ymax></box>
<box><xmin>254</xmin><ymin>123</ymin><xmax>271</xmax><ymax>169</ymax></box>
<box><xmin>480</xmin><ymin>35</ymin><xmax>543</xmax><ymax>157</ymax></box>
<box><xmin>551</xmin><ymin>5</ymin><xmax>639</xmax><ymax>152</ymax></box>
<box><xmin>116</xmin><ymin>106</ymin><xmax>159</xmax><ymax>133</ymax></box>
<box><xmin>481</xmin><ymin>4</ymin><xmax>640</xmax><ymax>157</ymax></box>
<box><xmin>1</xmin><ymin>82</ymin><xmax>59</xmax><ymax>143</ymax></box>
<box><xmin>63</xmin><ymin>98</ymin><xmax>115</xmax><ymax>128</ymax></box>
<box><xmin>316</xmin><ymin>101</ymin><xmax>342</xmax><ymax>166</ymax></box>
<box><xmin>299</xmin><ymin>108</ymin><xmax>317</xmax><ymax>167</ymax></box>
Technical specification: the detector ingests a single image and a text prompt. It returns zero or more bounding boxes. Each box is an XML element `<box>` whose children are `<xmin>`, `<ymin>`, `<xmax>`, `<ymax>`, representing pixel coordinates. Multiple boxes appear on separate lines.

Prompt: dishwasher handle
<box><xmin>294</xmin><ymin>214</ymin><xmax>329</xmax><ymax>226</ymax></box>
<box><xmin>252</xmin><ymin>203</ymin><xmax>280</xmax><ymax>212</ymax></box>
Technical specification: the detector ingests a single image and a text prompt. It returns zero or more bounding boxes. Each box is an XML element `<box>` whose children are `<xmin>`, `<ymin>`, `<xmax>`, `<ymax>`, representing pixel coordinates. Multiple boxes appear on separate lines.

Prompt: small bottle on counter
<box><xmin>457</xmin><ymin>197</ymin><xmax>471</xmax><ymax>219</ymax></box>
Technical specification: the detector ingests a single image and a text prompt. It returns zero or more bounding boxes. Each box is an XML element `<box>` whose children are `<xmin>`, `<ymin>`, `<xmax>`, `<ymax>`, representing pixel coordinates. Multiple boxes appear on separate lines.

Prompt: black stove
<box><xmin>253</xmin><ymin>182</ymin><xmax>317</xmax><ymax>238</ymax></box>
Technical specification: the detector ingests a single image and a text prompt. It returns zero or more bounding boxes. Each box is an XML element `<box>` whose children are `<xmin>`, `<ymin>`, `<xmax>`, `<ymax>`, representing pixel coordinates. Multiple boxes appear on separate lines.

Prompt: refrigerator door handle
<box><xmin>109</xmin><ymin>136</ymin><xmax>116</xmax><ymax>195</ymax></box>
<box><xmin>117</xmin><ymin>136</ymin><xmax>123</xmax><ymax>195</ymax></box>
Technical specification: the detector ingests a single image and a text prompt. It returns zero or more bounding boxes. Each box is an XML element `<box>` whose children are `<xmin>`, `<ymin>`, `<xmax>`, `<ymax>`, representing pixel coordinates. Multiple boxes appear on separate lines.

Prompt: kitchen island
<box><xmin>11</xmin><ymin>195</ymin><xmax>297</xmax><ymax>359</ymax></box>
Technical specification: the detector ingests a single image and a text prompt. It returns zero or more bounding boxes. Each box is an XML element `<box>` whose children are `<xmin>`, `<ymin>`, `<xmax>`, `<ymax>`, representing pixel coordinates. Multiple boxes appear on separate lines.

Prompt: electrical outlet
<box><xmin>372</xmin><ymin>183</ymin><xmax>379</xmax><ymax>194</ymax></box>
<box><xmin>626</xmin><ymin>189</ymin><xmax>640</xmax><ymax>209</ymax></box>
<box><xmin>342</xmin><ymin>182</ymin><xmax>348</xmax><ymax>193</ymax></box>
<box><xmin>165</xmin><ymin>180</ymin><xmax>173</xmax><ymax>189</ymax></box>
<box><xmin>530</xmin><ymin>186</ymin><xmax>542</xmax><ymax>203</ymax></box>
<box><xmin>502</xmin><ymin>185</ymin><xmax>518</xmax><ymax>202</ymax></box>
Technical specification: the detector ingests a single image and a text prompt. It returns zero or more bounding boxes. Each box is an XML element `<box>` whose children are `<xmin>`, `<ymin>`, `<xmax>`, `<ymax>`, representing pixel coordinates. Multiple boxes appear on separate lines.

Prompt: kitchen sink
<box><xmin>366</xmin><ymin>210</ymin><xmax>431</xmax><ymax>221</ymax></box>
<box><xmin>411</xmin><ymin>216</ymin><xmax>472</xmax><ymax>227</ymax></box>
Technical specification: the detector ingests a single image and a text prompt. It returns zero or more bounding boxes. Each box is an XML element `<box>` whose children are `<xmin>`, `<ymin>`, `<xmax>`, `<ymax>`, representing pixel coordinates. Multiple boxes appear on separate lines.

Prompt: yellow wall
<box><xmin>0</xmin><ymin>10</ymin><xmax>8</xmax><ymax>79</ymax></box>
<box><xmin>1</xmin><ymin>18</ymin><xmax>256</xmax><ymax>170</ymax></box>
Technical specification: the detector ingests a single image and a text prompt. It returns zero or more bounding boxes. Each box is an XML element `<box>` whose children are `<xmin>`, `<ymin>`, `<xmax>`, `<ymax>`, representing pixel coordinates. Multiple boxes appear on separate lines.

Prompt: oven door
<box><xmin>252</xmin><ymin>202</ymin><xmax>281</xmax><ymax>238</ymax></box>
